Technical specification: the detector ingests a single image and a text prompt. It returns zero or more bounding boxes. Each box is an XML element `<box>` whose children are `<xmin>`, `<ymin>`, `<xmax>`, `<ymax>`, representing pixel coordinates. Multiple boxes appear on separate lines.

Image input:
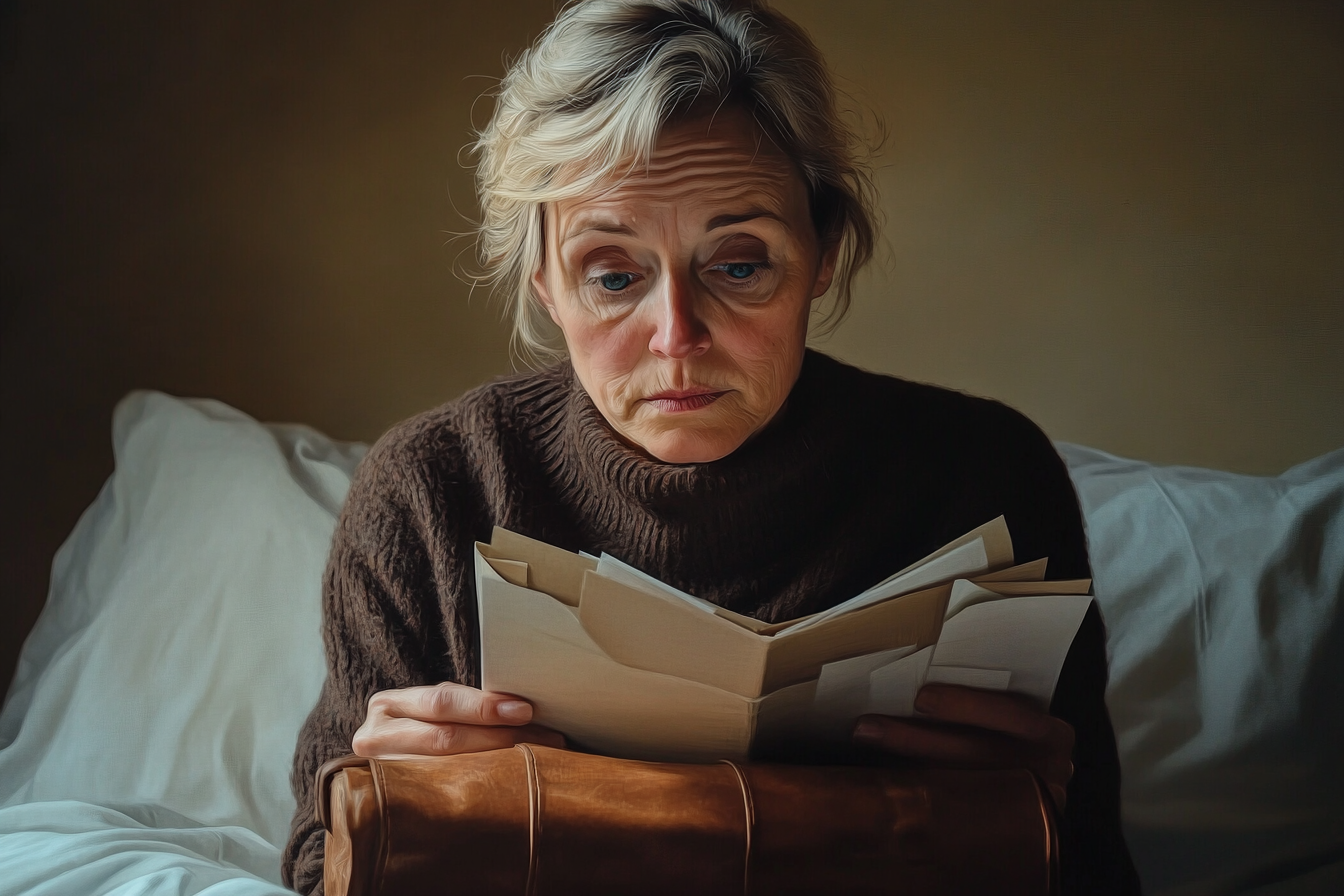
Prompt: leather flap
<box><xmin>316</xmin><ymin>754</ymin><xmax>371</xmax><ymax>830</ymax></box>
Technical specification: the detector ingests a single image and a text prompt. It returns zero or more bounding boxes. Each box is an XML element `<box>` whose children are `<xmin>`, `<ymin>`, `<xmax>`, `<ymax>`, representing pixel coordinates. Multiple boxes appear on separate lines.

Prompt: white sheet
<box><xmin>0</xmin><ymin>801</ymin><xmax>290</xmax><ymax>896</ymax></box>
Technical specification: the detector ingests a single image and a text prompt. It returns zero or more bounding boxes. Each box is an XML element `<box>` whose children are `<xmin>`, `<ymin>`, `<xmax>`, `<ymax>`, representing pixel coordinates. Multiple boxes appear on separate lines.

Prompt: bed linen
<box><xmin>0</xmin><ymin>391</ymin><xmax>1340</xmax><ymax>895</ymax></box>
<box><xmin>0</xmin><ymin>393</ymin><xmax>365</xmax><ymax>895</ymax></box>
<box><xmin>1058</xmin><ymin>444</ymin><xmax>1344</xmax><ymax>894</ymax></box>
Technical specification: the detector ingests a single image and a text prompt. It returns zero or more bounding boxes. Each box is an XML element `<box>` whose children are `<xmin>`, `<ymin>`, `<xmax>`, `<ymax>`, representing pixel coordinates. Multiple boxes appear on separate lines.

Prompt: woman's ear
<box><xmin>532</xmin><ymin>203</ymin><xmax>564</xmax><ymax>328</ymax></box>
<box><xmin>531</xmin><ymin>266</ymin><xmax>562</xmax><ymax>327</ymax></box>
<box><xmin>810</xmin><ymin>240</ymin><xmax>841</xmax><ymax>300</ymax></box>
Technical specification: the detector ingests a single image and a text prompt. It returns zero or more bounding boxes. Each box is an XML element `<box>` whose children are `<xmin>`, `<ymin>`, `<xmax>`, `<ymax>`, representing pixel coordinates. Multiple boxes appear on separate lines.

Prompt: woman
<box><xmin>284</xmin><ymin>1</ymin><xmax>1140</xmax><ymax>892</ymax></box>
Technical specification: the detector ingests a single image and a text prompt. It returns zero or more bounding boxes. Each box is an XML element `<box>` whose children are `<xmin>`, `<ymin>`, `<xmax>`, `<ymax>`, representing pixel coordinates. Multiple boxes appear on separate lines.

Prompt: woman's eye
<box><xmin>711</xmin><ymin>261</ymin><xmax>771</xmax><ymax>283</ymax></box>
<box><xmin>720</xmin><ymin>262</ymin><xmax>760</xmax><ymax>280</ymax></box>
<box><xmin>599</xmin><ymin>272</ymin><xmax>635</xmax><ymax>291</ymax></box>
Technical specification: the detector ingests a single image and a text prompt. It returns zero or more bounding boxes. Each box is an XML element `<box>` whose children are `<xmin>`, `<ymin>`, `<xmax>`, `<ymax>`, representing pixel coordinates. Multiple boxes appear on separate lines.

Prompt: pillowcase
<box><xmin>1060</xmin><ymin>442</ymin><xmax>1344</xmax><ymax>894</ymax></box>
<box><xmin>0</xmin><ymin>391</ymin><xmax>365</xmax><ymax>849</ymax></box>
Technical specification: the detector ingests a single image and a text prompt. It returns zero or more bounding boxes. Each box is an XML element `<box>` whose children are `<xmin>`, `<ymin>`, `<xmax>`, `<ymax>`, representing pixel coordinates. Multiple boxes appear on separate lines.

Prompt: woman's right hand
<box><xmin>351</xmin><ymin>682</ymin><xmax>567</xmax><ymax>759</ymax></box>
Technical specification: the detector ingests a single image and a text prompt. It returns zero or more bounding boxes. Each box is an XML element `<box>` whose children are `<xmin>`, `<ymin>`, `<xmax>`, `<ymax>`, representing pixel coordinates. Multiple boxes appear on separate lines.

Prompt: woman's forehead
<box><xmin>633</xmin><ymin>113</ymin><xmax>793</xmax><ymax>181</ymax></box>
<box><xmin>552</xmin><ymin>116</ymin><xmax>807</xmax><ymax>236</ymax></box>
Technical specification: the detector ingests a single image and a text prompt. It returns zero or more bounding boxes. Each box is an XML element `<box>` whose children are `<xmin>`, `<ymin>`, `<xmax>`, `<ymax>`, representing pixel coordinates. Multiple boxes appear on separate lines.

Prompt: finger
<box><xmin>853</xmin><ymin>715</ymin><xmax>1075</xmax><ymax>795</ymax></box>
<box><xmin>853</xmin><ymin>715</ymin><xmax>1016</xmax><ymax>767</ymax></box>
<box><xmin>915</xmin><ymin>684</ymin><xmax>1074</xmax><ymax>750</ymax></box>
<box><xmin>352</xmin><ymin>717</ymin><xmax>563</xmax><ymax>758</ymax></box>
<box><xmin>354</xmin><ymin>716</ymin><xmax>512</xmax><ymax>757</ymax></box>
<box><xmin>368</xmin><ymin>683</ymin><xmax>534</xmax><ymax>726</ymax></box>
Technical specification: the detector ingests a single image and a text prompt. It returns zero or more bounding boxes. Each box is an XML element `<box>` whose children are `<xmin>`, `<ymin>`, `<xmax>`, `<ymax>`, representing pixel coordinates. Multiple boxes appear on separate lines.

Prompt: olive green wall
<box><xmin>778</xmin><ymin>0</ymin><xmax>1343</xmax><ymax>475</ymax></box>
<box><xmin>2</xmin><ymin>2</ymin><xmax>1340</xmax><ymax>694</ymax></box>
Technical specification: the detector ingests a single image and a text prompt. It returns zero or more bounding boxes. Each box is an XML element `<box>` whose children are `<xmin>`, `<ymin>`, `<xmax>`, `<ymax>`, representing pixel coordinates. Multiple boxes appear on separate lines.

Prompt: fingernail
<box><xmin>853</xmin><ymin>719</ymin><xmax>881</xmax><ymax>743</ymax></box>
<box><xmin>497</xmin><ymin>700</ymin><xmax>532</xmax><ymax>722</ymax></box>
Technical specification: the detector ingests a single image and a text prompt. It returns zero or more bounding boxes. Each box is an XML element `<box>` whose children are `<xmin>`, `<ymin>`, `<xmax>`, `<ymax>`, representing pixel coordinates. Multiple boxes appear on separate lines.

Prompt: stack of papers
<box><xmin>475</xmin><ymin>517</ymin><xmax>1092</xmax><ymax>763</ymax></box>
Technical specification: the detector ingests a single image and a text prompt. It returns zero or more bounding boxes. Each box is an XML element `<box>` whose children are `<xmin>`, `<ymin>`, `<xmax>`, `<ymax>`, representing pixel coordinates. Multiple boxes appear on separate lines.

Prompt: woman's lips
<box><xmin>644</xmin><ymin>389</ymin><xmax>726</xmax><ymax>413</ymax></box>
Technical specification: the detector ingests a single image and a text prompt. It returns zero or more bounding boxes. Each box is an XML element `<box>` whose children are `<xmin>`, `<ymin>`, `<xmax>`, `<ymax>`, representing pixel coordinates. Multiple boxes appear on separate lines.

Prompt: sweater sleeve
<box><xmin>280</xmin><ymin>424</ymin><xmax>477</xmax><ymax>895</ymax></box>
<box><xmin>940</xmin><ymin>399</ymin><xmax>1142</xmax><ymax>895</ymax></box>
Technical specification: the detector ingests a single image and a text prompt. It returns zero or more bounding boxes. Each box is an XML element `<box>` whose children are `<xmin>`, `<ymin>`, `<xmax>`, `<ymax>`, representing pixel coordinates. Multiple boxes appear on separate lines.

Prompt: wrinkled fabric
<box><xmin>1062</xmin><ymin>443</ymin><xmax>1344</xmax><ymax>894</ymax></box>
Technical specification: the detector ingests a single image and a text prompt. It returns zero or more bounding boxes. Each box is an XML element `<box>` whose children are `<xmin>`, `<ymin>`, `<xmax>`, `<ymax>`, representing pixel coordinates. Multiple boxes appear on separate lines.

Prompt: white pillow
<box><xmin>1060</xmin><ymin>443</ymin><xmax>1344</xmax><ymax>894</ymax></box>
<box><xmin>0</xmin><ymin>391</ymin><xmax>364</xmax><ymax>850</ymax></box>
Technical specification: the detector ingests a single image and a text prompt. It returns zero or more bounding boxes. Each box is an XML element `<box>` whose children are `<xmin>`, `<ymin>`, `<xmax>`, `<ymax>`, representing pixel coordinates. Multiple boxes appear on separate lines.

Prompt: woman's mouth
<box><xmin>644</xmin><ymin>389</ymin><xmax>726</xmax><ymax>413</ymax></box>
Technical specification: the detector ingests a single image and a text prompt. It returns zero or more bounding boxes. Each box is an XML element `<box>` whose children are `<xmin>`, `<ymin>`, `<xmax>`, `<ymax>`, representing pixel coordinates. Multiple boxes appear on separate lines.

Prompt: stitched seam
<box><xmin>519</xmin><ymin>744</ymin><xmax>541</xmax><ymax>896</ymax></box>
<box><xmin>1037</xmin><ymin>776</ymin><xmax>1052</xmax><ymax>895</ymax></box>
<box><xmin>1030</xmin><ymin>772</ymin><xmax>1060</xmax><ymax>896</ymax></box>
<box><xmin>720</xmin><ymin>760</ymin><xmax>754</xmax><ymax>895</ymax></box>
<box><xmin>371</xmin><ymin>760</ymin><xmax>391</xmax><ymax>895</ymax></box>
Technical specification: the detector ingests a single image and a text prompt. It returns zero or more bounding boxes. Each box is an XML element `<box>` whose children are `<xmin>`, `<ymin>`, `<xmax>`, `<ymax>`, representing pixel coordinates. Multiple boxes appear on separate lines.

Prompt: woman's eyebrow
<box><xmin>561</xmin><ymin>217</ymin><xmax>635</xmax><ymax>245</ymax></box>
<box><xmin>707</xmin><ymin>210</ymin><xmax>787</xmax><ymax>231</ymax></box>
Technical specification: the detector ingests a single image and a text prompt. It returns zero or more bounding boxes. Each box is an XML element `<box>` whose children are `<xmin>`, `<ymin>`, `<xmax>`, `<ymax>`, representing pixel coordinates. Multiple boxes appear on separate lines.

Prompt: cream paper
<box><xmin>476</xmin><ymin>518</ymin><xmax>1091</xmax><ymax>763</ymax></box>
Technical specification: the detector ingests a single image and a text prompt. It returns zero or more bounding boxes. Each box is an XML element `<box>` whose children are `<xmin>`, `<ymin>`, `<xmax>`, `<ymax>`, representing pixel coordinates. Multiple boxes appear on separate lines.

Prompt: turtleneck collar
<box><xmin>527</xmin><ymin>350</ymin><xmax>855</xmax><ymax>611</ymax></box>
<box><xmin>559</xmin><ymin>352</ymin><xmax>839</xmax><ymax>502</ymax></box>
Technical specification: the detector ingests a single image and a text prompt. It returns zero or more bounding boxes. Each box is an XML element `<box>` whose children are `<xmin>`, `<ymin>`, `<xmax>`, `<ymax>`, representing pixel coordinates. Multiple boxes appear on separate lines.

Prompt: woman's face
<box><xmin>533</xmin><ymin>112</ymin><xmax>838</xmax><ymax>464</ymax></box>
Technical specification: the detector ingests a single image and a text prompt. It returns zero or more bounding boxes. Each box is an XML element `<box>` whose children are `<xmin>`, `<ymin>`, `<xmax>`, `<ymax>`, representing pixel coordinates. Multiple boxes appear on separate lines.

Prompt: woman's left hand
<box><xmin>852</xmin><ymin>683</ymin><xmax>1075</xmax><ymax>812</ymax></box>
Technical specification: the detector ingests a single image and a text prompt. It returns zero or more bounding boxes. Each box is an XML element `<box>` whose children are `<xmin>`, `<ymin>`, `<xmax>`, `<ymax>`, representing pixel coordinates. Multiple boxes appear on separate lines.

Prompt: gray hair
<box><xmin>471</xmin><ymin>0</ymin><xmax>878</xmax><ymax>364</ymax></box>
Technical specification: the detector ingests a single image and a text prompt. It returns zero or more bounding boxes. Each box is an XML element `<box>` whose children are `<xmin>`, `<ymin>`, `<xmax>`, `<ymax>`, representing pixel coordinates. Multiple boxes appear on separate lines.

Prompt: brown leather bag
<box><xmin>317</xmin><ymin>744</ymin><xmax>1058</xmax><ymax>896</ymax></box>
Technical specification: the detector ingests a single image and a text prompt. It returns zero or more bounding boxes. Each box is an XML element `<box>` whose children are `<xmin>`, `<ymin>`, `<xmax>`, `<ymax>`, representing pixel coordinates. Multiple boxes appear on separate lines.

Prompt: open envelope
<box><xmin>475</xmin><ymin>519</ymin><xmax>1092</xmax><ymax>763</ymax></box>
<box><xmin>811</xmin><ymin>580</ymin><xmax>1094</xmax><ymax>743</ymax></box>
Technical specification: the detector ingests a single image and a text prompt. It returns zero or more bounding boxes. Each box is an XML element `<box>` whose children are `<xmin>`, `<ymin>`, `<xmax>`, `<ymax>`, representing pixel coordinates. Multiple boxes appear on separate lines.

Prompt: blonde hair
<box><xmin>471</xmin><ymin>0</ymin><xmax>878</xmax><ymax>364</ymax></box>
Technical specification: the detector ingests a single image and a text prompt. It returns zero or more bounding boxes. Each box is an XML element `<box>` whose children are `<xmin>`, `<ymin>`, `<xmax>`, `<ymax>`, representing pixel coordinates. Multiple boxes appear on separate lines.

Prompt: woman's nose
<box><xmin>647</xmin><ymin>273</ymin><xmax>711</xmax><ymax>360</ymax></box>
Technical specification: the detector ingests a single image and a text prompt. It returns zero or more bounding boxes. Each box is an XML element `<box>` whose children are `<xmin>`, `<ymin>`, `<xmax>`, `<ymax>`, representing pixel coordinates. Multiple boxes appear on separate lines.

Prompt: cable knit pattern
<box><xmin>282</xmin><ymin>350</ymin><xmax>1139</xmax><ymax>895</ymax></box>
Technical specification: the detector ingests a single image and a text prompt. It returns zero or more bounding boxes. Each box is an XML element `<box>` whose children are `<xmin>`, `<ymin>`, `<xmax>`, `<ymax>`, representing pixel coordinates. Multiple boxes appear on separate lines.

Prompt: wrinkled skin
<box><xmin>532</xmin><ymin>111</ymin><xmax>836</xmax><ymax>464</ymax></box>
<box><xmin>353</xmin><ymin>112</ymin><xmax>1074</xmax><ymax>812</ymax></box>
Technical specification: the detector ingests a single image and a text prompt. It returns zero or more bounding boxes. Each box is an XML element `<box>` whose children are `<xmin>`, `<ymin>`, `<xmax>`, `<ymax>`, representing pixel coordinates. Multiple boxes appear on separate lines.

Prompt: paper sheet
<box><xmin>931</xmin><ymin>593</ymin><xmax>1093</xmax><ymax>707</ymax></box>
<box><xmin>784</xmin><ymin>538</ymin><xmax>989</xmax><ymax>633</ymax></box>
<box><xmin>867</xmin><ymin>645</ymin><xmax>936</xmax><ymax>717</ymax></box>
<box><xmin>810</xmin><ymin>645</ymin><xmax>921</xmax><ymax>739</ymax></box>
<box><xmin>479</xmin><ymin>524</ymin><xmax>1092</xmax><ymax>759</ymax></box>
<box><xmin>597</xmin><ymin>553</ymin><xmax>720</xmax><ymax>613</ymax></box>
<box><xmin>924</xmin><ymin>666</ymin><xmax>1012</xmax><ymax>690</ymax></box>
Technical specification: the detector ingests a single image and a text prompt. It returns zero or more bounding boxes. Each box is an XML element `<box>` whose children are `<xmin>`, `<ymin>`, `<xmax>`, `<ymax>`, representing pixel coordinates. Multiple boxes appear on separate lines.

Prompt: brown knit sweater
<box><xmin>283</xmin><ymin>350</ymin><xmax>1140</xmax><ymax>894</ymax></box>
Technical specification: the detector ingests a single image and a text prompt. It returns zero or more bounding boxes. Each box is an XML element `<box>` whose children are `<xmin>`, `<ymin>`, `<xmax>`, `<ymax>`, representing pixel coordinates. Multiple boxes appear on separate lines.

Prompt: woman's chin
<box><xmin>613</xmin><ymin>397</ymin><xmax>779</xmax><ymax>464</ymax></box>
<box><xmin>632</xmin><ymin>426</ymin><xmax>747</xmax><ymax>465</ymax></box>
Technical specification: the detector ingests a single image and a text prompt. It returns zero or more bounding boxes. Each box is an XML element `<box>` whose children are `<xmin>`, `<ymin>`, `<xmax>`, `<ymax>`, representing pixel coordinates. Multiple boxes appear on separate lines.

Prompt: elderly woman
<box><xmin>284</xmin><ymin>1</ymin><xmax>1140</xmax><ymax>893</ymax></box>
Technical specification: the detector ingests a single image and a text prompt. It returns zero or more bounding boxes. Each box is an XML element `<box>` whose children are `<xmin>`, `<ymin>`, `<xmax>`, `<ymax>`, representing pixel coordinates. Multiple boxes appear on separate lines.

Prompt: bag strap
<box><xmin>315</xmin><ymin>753</ymin><xmax>372</xmax><ymax>830</ymax></box>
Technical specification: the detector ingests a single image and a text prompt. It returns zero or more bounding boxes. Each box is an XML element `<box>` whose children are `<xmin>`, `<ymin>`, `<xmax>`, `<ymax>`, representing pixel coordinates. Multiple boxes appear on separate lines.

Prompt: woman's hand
<box><xmin>351</xmin><ymin>682</ymin><xmax>566</xmax><ymax>759</ymax></box>
<box><xmin>852</xmin><ymin>683</ymin><xmax>1074</xmax><ymax>811</ymax></box>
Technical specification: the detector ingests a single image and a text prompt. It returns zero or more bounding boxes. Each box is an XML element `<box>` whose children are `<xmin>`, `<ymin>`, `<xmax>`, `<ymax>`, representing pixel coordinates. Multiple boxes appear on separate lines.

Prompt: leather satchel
<box><xmin>317</xmin><ymin>744</ymin><xmax>1059</xmax><ymax>896</ymax></box>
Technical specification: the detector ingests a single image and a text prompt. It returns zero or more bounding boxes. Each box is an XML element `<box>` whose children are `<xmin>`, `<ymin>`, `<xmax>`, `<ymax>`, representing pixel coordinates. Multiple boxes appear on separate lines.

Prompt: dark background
<box><xmin>3</xmin><ymin>1</ymin><xmax>1341</xmax><ymax>695</ymax></box>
